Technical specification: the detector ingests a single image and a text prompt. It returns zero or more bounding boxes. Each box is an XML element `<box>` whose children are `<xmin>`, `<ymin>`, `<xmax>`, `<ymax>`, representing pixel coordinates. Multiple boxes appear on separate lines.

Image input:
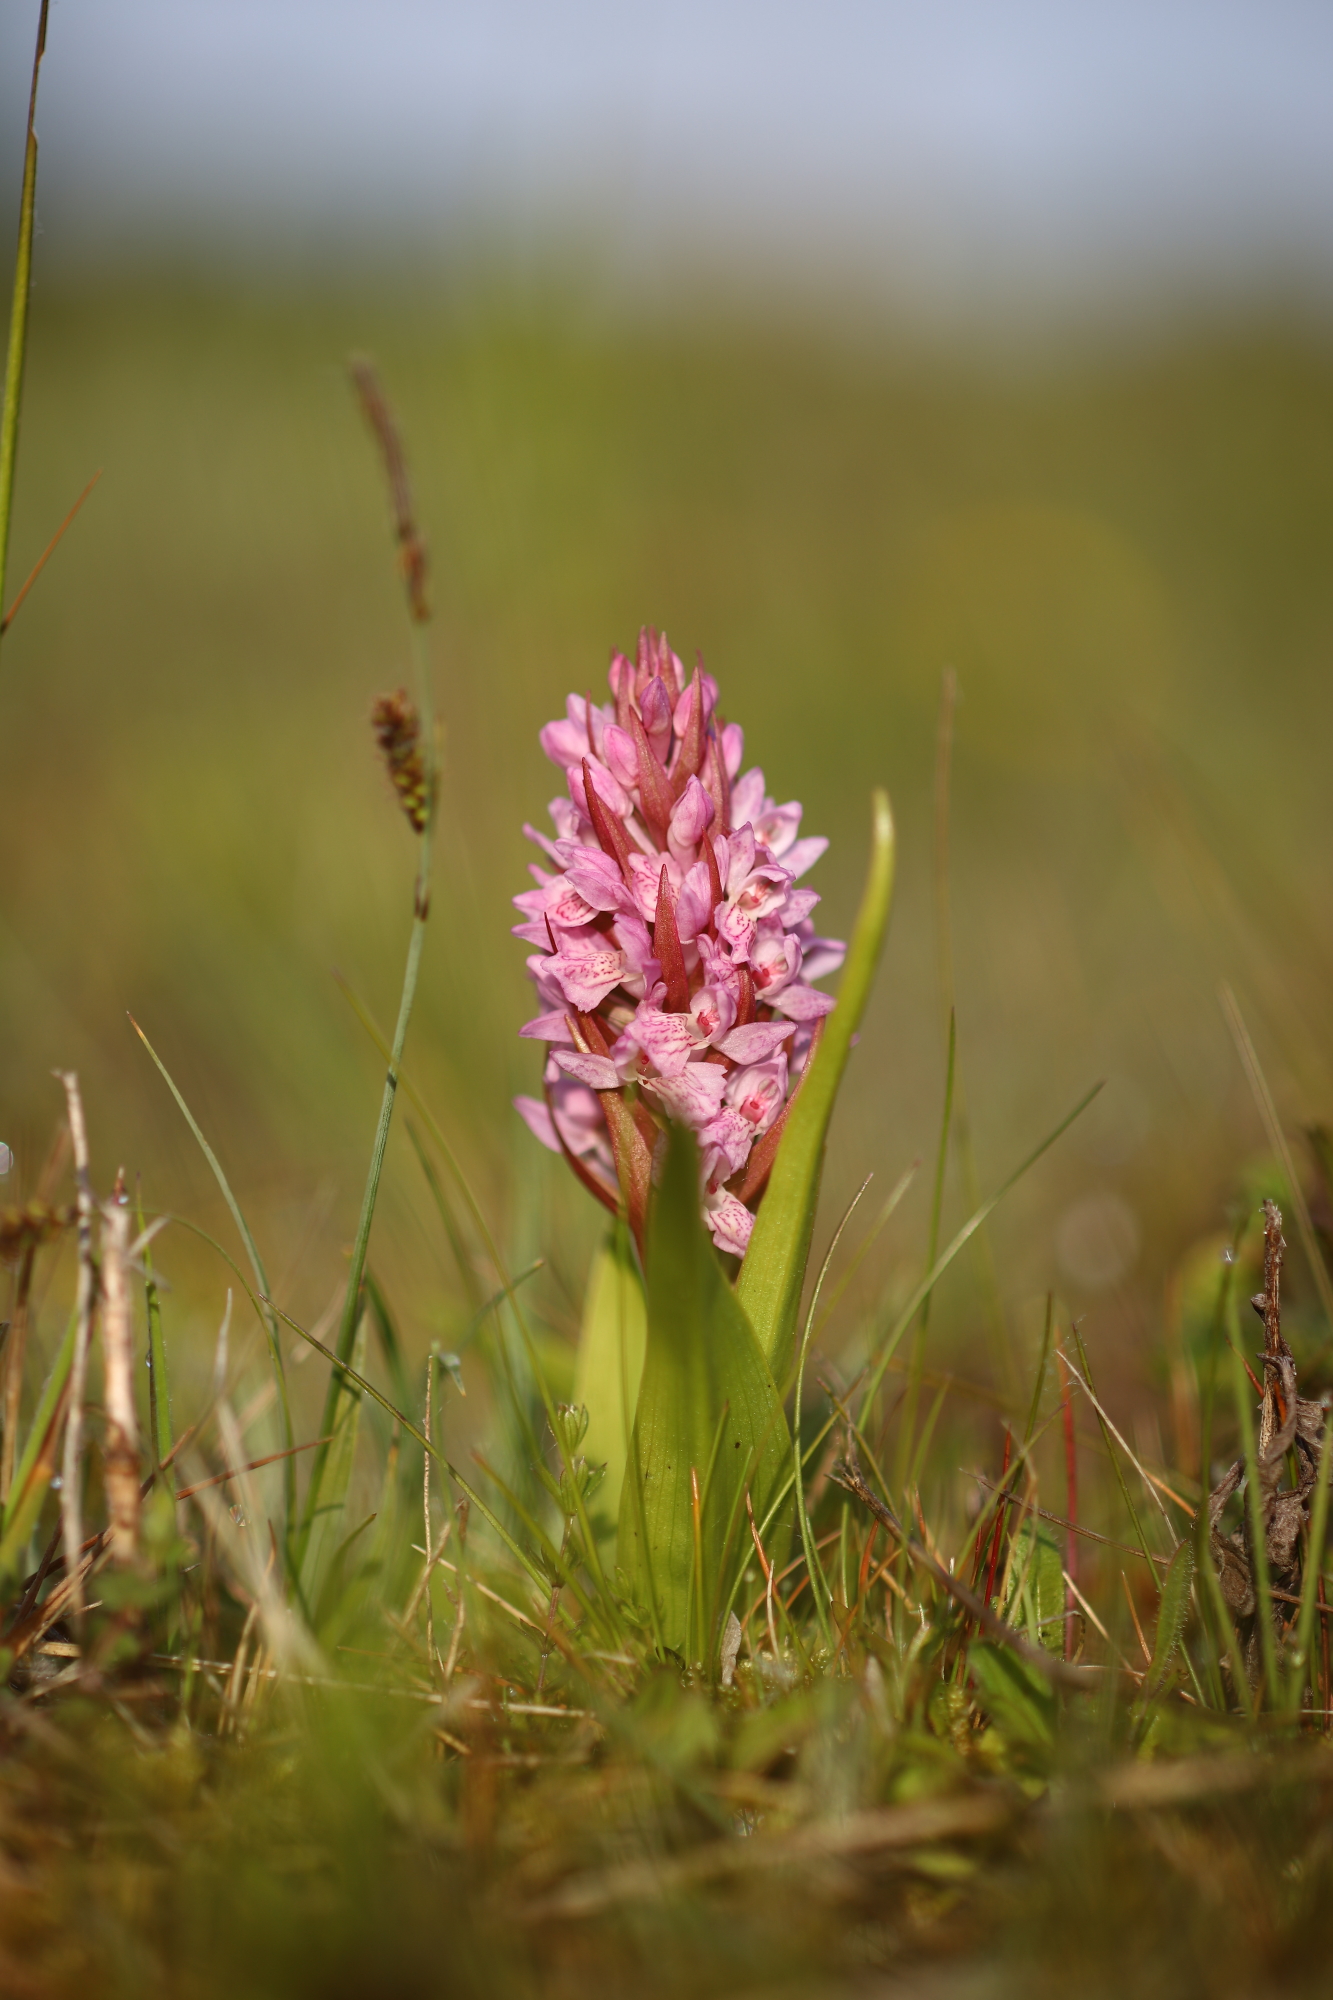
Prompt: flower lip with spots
<box><xmin>513</xmin><ymin>625</ymin><xmax>843</xmax><ymax>1252</ymax></box>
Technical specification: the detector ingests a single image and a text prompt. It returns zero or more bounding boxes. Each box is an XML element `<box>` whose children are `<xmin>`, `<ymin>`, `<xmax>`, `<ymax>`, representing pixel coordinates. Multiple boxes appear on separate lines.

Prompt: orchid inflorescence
<box><xmin>514</xmin><ymin>627</ymin><xmax>843</xmax><ymax>1255</ymax></box>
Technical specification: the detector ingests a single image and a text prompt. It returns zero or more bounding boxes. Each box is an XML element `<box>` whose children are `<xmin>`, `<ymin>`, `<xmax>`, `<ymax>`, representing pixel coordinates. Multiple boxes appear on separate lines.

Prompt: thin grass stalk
<box><xmin>1068</xmin><ymin>1324</ymin><xmax>1160</xmax><ymax>1581</ymax></box>
<box><xmin>1</xmin><ymin>468</ymin><xmax>101</xmax><ymax>640</ymax></box>
<box><xmin>690</xmin><ymin>1404</ymin><xmax>731</xmax><ymax>1670</ymax></box>
<box><xmin>1198</xmin><ymin>1502</ymin><xmax>1255</xmax><ymax>1718</ymax></box>
<box><xmin>906</xmin><ymin>1379</ymin><xmax>949</xmax><ymax>1497</ymax></box>
<box><xmin>610</xmin><ymin>1214</ymin><xmax>665</xmax><ymax>1652</ymax></box>
<box><xmin>56</xmin><ymin>1072</ymin><xmax>96</xmax><ymax>1621</ymax></box>
<box><xmin>1287</xmin><ymin>1382</ymin><xmax>1333</xmax><ymax>1714</ymax></box>
<box><xmin>0</xmin><ymin>0</ymin><xmax>48</xmax><ymax>649</ymax></box>
<box><xmin>807</xmin><ymin>1163</ymin><xmax>919</xmax><ymax>1349</ymax></box>
<box><xmin>689</xmin><ymin>1467</ymin><xmax>706</xmax><ymax>1668</ymax></box>
<box><xmin>856</xmin><ymin>1082</ymin><xmax>1102</xmax><ymax>1429</ymax></box>
<box><xmin>423</xmin><ymin>1354</ymin><xmax>438</xmax><ymax>1677</ymax></box>
<box><xmin>305</xmin><ymin>794</ymin><xmax>433</xmax><ymax>1545</ymax></box>
<box><xmin>895</xmin><ymin>1011</ymin><xmax>955</xmax><ymax>1496</ymax></box>
<box><xmin>931</xmin><ymin>670</ymin><xmax>1011</xmax><ymax>1392</ymax></box>
<box><xmin>714</xmin><ymin>1413</ymin><xmax>837</xmax><ymax>1638</ymax></box>
<box><xmin>1221</xmin><ymin>982</ymin><xmax>1333</xmax><ymax>1335</ymax></box>
<box><xmin>406</xmin><ymin>1123</ymin><xmax>484</xmax><ymax>1312</ymax></box>
<box><xmin>307</xmin><ymin>356</ymin><xmax>439</xmax><ymax>1540</ymax></box>
<box><xmin>269</xmin><ymin>1292</ymin><xmax>614</xmax><ymax>1639</ymax></box>
<box><xmin>1226</xmin><ymin>1326</ymin><xmax>1279</xmax><ymax>1705</ymax></box>
<box><xmin>1191</xmin><ymin>1257</ymin><xmax>1228</xmax><ymax>1708</ymax></box>
<box><xmin>1024</xmin><ymin>1296</ymin><xmax>1055</xmax><ymax>1457</ymax></box>
<box><xmin>137</xmin><ymin>1186</ymin><xmax>172</xmax><ymax>1468</ymax></box>
<box><xmin>0</xmin><ymin>1301</ymin><xmax>75</xmax><ymax>1556</ymax></box>
<box><xmin>484</xmin><ymin>1274</ymin><xmax>618</xmax><ymax>1618</ymax></box>
<box><xmin>0</xmin><ymin>1240</ymin><xmax>36</xmax><ymax>1503</ymax></box>
<box><xmin>131</xmin><ymin>1026</ymin><xmax>295</xmax><ymax>1517</ymax></box>
<box><xmin>468</xmin><ymin>1453</ymin><xmax>612</xmax><ymax>1639</ymax></box>
<box><xmin>982</xmin><ymin>1430</ymin><xmax>1013</xmax><ymax>1609</ymax></box>
<box><xmin>793</xmin><ymin>1177</ymin><xmax>873</xmax><ymax>1654</ymax></box>
<box><xmin>331</xmin><ymin>981</ymin><xmax>611</xmax><ymax>1600</ymax></box>
<box><xmin>441</xmin><ymin>1499</ymin><xmax>469</xmax><ymax>1681</ymax></box>
<box><xmin>1058</xmin><ymin>1342</ymin><xmax>1078</xmax><ymax>1659</ymax></box>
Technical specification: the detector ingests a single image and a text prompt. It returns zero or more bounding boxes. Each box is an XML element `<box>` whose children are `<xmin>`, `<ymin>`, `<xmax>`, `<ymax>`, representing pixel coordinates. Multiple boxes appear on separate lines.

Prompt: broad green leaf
<box><xmin>300</xmin><ymin>1313</ymin><xmax>370</xmax><ymax>1619</ymax></box>
<box><xmin>572</xmin><ymin>1224</ymin><xmax>647</xmax><ymax>1522</ymax></box>
<box><xmin>737</xmin><ymin>789</ymin><xmax>895</xmax><ymax>1377</ymax></box>
<box><xmin>618</xmin><ymin>1125</ymin><xmax>790</xmax><ymax>1662</ymax></box>
<box><xmin>1001</xmin><ymin>1520</ymin><xmax>1065</xmax><ymax>1656</ymax></box>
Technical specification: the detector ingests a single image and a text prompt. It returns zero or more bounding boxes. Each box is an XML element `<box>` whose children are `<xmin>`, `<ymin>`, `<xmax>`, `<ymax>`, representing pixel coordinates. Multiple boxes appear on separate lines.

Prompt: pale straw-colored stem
<box><xmin>100</xmin><ymin>1189</ymin><xmax>141</xmax><ymax>1565</ymax></box>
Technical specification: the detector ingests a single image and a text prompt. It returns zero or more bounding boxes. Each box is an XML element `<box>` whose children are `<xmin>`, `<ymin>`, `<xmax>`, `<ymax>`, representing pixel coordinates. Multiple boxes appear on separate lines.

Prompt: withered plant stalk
<box><xmin>100</xmin><ymin>1187</ymin><xmax>141</xmax><ymax>1565</ymax></box>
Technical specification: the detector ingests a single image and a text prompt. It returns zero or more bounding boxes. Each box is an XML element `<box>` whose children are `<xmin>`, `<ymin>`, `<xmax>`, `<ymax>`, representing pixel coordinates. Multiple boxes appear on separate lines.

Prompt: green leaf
<box><xmin>572</xmin><ymin>1224</ymin><xmax>647</xmax><ymax>1524</ymax></box>
<box><xmin>737</xmin><ymin>789</ymin><xmax>895</xmax><ymax>1377</ymax></box>
<box><xmin>618</xmin><ymin>1125</ymin><xmax>790</xmax><ymax>1662</ymax></box>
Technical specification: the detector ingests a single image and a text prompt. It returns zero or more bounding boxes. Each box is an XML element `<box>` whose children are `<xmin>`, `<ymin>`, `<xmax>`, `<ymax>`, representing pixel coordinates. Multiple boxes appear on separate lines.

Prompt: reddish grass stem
<box><xmin>1058</xmin><ymin>1342</ymin><xmax>1078</xmax><ymax>1659</ymax></box>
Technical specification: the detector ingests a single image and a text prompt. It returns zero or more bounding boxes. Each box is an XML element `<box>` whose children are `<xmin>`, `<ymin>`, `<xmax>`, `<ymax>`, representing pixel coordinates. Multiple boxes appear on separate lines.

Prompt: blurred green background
<box><xmin>2</xmin><ymin>271</ymin><xmax>1332</xmax><ymax>1461</ymax></box>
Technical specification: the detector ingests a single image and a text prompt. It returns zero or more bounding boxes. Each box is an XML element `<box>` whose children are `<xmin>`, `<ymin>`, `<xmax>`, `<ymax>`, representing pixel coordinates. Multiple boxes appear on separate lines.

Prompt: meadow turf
<box><xmin>3</xmin><ymin>268</ymin><xmax>1333</xmax><ymax>1994</ymax></box>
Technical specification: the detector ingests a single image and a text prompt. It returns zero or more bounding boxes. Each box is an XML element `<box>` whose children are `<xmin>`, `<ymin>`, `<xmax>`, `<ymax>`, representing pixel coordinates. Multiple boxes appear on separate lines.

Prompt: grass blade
<box><xmin>262</xmin><ymin>1294</ymin><xmax>563</xmax><ymax>1613</ymax></box>
<box><xmin>0</xmin><ymin>1305</ymin><xmax>75</xmax><ymax>1580</ymax></box>
<box><xmin>1227</xmin><ymin>1311</ymin><xmax>1279</xmax><ymax>1705</ymax></box>
<box><xmin>1289</xmin><ymin>1359</ymin><xmax>1333</xmax><ymax>1714</ymax></box>
<box><xmin>138</xmin><ymin>1185</ymin><xmax>173</xmax><ymax>1468</ymax></box>
<box><xmin>300</xmin><ymin>1314</ymin><xmax>370</xmax><ymax>1616</ymax></box>
<box><xmin>129</xmin><ymin>1017</ymin><xmax>294</xmax><ymax>1493</ymax></box>
<box><xmin>0</xmin><ymin>0</ymin><xmax>48</xmax><ymax>650</ymax></box>
<box><xmin>896</xmin><ymin>1007</ymin><xmax>956</xmax><ymax>1493</ymax></box>
<box><xmin>793</xmin><ymin>1174</ymin><xmax>874</xmax><ymax>1653</ymax></box>
<box><xmin>1134</xmin><ymin>1538</ymin><xmax>1195</xmax><ymax>1722</ymax></box>
<box><xmin>1220</xmin><ymin>981</ymin><xmax>1333</xmax><ymax>1335</ymax></box>
<box><xmin>303</xmin><ymin>870</ymin><xmax>431</xmax><ymax>1552</ymax></box>
<box><xmin>857</xmin><ymin>1081</ymin><xmax>1104</xmax><ymax>1427</ymax></box>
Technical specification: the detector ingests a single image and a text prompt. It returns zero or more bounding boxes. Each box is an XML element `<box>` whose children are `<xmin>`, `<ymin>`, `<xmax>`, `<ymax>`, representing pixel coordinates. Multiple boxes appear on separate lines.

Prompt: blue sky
<box><xmin>4</xmin><ymin>1</ymin><xmax>1332</xmax><ymax>312</ymax></box>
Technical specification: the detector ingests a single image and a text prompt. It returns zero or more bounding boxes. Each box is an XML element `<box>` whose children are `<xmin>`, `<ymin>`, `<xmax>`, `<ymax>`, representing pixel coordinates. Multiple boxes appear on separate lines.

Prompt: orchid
<box><xmin>514</xmin><ymin>627</ymin><xmax>843</xmax><ymax>1256</ymax></box>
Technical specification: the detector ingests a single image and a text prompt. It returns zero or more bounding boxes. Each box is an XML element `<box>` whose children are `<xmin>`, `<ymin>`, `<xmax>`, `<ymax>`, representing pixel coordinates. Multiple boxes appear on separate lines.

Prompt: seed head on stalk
<box><xmin>513</xmin><ymin>626</ymin><xmax>843</xmax><ymax>1256</ymax></box>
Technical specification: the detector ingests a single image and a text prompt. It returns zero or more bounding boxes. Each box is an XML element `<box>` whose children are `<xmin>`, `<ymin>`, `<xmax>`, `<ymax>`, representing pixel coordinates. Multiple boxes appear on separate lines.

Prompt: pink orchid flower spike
<box><xmin>513</xmin><ymin>625</ymin><xmax>843</xmax><ymax>1258</ymax></box>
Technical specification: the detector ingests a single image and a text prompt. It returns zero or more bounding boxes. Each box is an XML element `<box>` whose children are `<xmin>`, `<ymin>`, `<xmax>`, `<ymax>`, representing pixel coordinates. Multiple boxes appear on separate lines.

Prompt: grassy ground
<box><xmin>3</xmin><ymin>268</ymin><xmax>1333</xmax><ymax>1994</ymax></box>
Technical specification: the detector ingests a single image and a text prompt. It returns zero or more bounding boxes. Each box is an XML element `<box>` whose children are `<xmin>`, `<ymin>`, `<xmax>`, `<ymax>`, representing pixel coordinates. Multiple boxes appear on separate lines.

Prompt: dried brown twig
<box><xmin>1207</xmin><ymin>1201</ymin><xmax>1327</xmax><ymax>1680</ymax></box>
